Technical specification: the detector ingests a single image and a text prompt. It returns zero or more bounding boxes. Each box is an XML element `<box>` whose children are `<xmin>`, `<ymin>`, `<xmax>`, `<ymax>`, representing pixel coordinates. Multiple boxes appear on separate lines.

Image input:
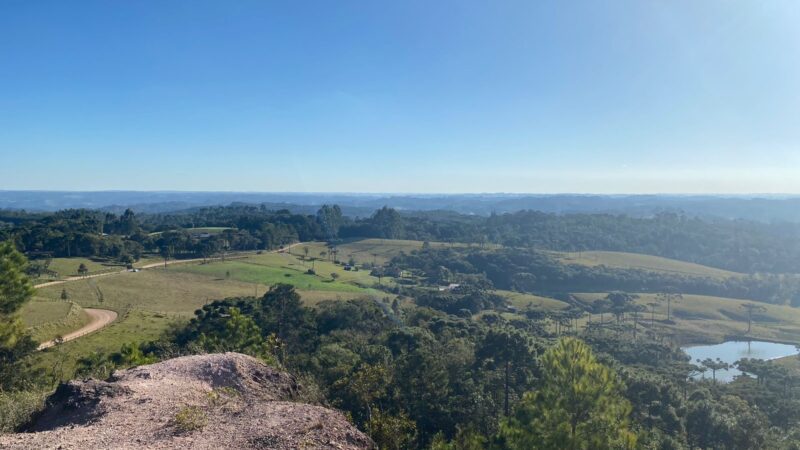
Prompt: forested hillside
<box><xmin>5</xmin><ymin>205</ymin><xmax>800</xmax><ymax>274</ymax></box>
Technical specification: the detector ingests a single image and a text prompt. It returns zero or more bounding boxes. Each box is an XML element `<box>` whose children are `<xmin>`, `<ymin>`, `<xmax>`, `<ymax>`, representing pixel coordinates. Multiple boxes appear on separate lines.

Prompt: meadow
<box><xmin>553</xmin><ymin>250</ymin><xmax>741</xmax><ymax>279</ymax></box>
<box><xmin>28</xmin><ymin>245</ymin><xmax>385</xmax><ymax>379</ymax></box>
<box><xmin>572</xmin><ymin>292</ymin><xmax>800</xmax><ymax>345</ymax></box>
<box><xmin>21</xmin><ymin>300</ymin><xmax>90</xmax><ymax>342</ymax></box>
<box><xmin>296</xmin><ymin>239</ymin><xmax>481</xmax><ymax>266</ymax></box>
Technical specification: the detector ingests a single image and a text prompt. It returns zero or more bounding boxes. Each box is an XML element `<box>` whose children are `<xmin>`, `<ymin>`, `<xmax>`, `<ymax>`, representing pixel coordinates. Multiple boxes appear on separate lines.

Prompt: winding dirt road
<box><xmin>33</xmin><ymin>242</ymin><xmax>304</xmax><ymax>350</ymax></box>
<box><xmin>37</xmin><ymin>308</ymin><xmax>119</xmax><ymax>350</ymax></box>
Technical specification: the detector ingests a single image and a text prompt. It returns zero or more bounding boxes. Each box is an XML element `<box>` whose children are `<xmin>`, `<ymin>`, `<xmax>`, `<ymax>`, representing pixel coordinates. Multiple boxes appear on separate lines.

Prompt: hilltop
<box><xmin>0</xmin><ymin>353</ymin><xmax>372</xmax><ymax>449</ymax></box>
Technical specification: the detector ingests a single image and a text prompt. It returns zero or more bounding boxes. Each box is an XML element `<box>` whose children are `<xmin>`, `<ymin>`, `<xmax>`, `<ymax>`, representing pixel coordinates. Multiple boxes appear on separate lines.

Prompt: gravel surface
<box><xmin>1</xmin><ymin>353</ymin><xmax>373</xmax><ymax>449</ymax></box>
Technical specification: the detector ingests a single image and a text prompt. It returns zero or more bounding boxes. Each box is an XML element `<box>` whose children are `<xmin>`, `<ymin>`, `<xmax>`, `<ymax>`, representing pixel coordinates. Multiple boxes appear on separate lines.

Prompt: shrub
<box><xmin>174</xmin><ymin>405</ymin><xmax>207</xmax><ymax>433</ymax></box>
<box><xmin>0</xmin><ymin>390</ymin><xmax>47</xmax><ymax>433</ymax></box>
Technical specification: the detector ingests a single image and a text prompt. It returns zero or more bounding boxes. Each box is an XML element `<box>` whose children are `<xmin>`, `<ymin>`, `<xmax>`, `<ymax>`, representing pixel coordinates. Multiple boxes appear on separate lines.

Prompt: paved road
<box><xmin>37</xmin><ymin>308</ymin><xmax>119</xmax><ymax>350</ymax></box>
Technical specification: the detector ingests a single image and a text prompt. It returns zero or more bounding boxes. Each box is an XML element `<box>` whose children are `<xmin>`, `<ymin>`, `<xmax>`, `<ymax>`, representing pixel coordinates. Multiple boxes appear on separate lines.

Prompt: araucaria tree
<box><xmin>499</xmin><ymin>337</ymin><xmax>636</xmax><ymax>449</ymax></box>
<box><xmin>740</xmin><ymin>302</ymin><xmax>767</xmax><ymax>334</ymax></box>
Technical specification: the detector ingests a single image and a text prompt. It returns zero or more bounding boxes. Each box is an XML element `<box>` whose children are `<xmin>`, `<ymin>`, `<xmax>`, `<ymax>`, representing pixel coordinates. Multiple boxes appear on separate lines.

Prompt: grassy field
<box><xmin>572</xmin><ymin>292</ymin><xmax>800</xmax><ymax>345</ymax></box>
<box><xmin>21</xmin><ymin>300</ymin><xmax>91</xmax><ymax>342</ymax></box>
<box><xmin>295</xmin><ymin>239</ymin><xmax>484</xmax><ymax>266</ymax></box>
<box><xmin>553</xmin><ymin>251</ymin><xmax>741</xmax><ymax>279</ymax></box>
<box><xmin>36</xmin><ymin>270</ymin><xmax>262</xmax><ymax>316</ymax></box>
<box><xmin>148</xmin><ymin>227</ymin><xmax>234</xmax><ymax>237</ymax></box>
<box><xmin>31</xmin><ymin>255</ymin><xmax>164</xmax><ymax>283</ymax></box>
<box><xmin>27</xmin><ymin>245</ymin><xmax>388</xmax><ymax>380</ymax></box>
<box><xmin>174</xmin><ymin>259</ymin><xmax>372</xmax><ymax>294</ymax></box>
<box><xmin>31</xmin><ymin>309</ymin><xmax>175</xmax><ymax>378</ymax></box>
<box><xmin>497</xmin><ymin>290</ymin><xmax>569</xmax><ymax>311</ymax></box>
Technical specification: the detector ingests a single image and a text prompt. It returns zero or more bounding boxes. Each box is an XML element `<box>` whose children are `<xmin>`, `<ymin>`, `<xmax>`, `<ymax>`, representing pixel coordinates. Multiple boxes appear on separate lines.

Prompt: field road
<box><xmin>33</xmin><ymin>242</ymin><xmax>304</xmax><ymax>288</ymax></box>
<box><xmin>32</xmin><ymin>242</ymin><xmax>303</xmax><ymax>349</ymax></box>
<box><xmin>37</xmin><ymin>308</ymin><xmax>119</xmax><ymax>350</ymax></box>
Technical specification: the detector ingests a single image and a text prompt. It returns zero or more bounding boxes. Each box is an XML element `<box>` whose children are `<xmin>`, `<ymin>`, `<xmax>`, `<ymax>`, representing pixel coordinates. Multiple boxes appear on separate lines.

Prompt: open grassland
<box><xmin>36</xmin><ymin>269</ymin><xmax>261</xmax><ymax>316</ymax></box>
<box><xmin>31</xmin><ymin>309</ymin><xmax>174</xmax><ymax>380</ymax></box>
<box><xmin>250</xmin><ymin>251</ymin><xmax>390</xmax><ymax>287</ymax></box>
<box><xmin>26</xmin><ymin>245</ymin><xmax>387</xmax><ymax>380</ymax></box>
<box><xmin>27</xmin><ymin>247</ymin><xmax>385</xmax><ymax>341</ymax></box>
<box><xmin>174</xmin><ymin>259</ymin><xmax>372</xmax><ymax>294</ymax></box>
<box><xmin>553</xmin><ymin>251</ymin><xmax>741</xmax><ymax>279</ymax></box>
<box><xmin>497</xmin><ymin>290</ymin><xmax>569</xmax><ymax>311</ymax></box>
<box><xmin>46</xmin><ymin>257</ymin><xmax>112</xmax><ymax>277</ymax></box>
<box><xmin>572</xmin><ymin>292</ymin><xmax>800</xmax><ymax>345</ymax></box>
<box><xmin>21</xmin><ymin>300</ymin><xmax>91</xmax><ymax>342</ymax></box>
<box><xmin>297</xmin><ymin>239</ymin><xmax>487</xmax><ymax>266</ymax></box>
<box><xmin>32</xmin><ymin>255</ymin><xmax>164</xmax><ymax>283</ymax></box>
<box><xmin>148</xmin><ymin>226</ymin><xmax>234</xmax><ymax>237</ymax></box>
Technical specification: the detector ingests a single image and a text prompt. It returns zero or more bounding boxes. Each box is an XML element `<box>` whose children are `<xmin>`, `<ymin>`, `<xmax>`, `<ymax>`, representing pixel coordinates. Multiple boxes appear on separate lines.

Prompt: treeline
<box><xmin>390</xmin><ymin>247</ymin><xmax>800</xmax><ymax>306</ymax></box>
<box><xmin>0</xmin><ymin>206</ymin><xmax>342</xmax><ymax>262</ymax></box>
<box><xmin>7</xmin><ymin>204</ymin><xmax>800</xmax><ymax>274</ymax></box>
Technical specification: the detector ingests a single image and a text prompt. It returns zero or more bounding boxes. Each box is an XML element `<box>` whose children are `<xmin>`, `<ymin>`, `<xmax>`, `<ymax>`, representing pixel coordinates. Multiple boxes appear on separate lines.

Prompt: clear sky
<box><xmin>1</xmin><ymin>1</ymin><xmax>799</xmax><ymax>193</ymax></box>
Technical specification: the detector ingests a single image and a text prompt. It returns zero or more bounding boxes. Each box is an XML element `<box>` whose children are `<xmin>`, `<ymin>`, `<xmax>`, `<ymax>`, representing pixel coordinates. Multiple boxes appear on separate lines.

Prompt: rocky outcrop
<box><xmin>1</xmin><ymin>353</ymin><xmax>373</xmax><ymax>449</ymax></box>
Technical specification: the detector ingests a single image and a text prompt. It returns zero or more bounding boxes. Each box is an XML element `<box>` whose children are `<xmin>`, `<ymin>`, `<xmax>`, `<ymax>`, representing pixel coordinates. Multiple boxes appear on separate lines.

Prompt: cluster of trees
<box><xmin>390</xmin><ymin>246</ymin><xmax>800</xmax><ymax>306</ymax></box>
<box><xmin>63</xmin><ymin>283</ymin><xmax>800</xmax><ymax>449</ymax></box>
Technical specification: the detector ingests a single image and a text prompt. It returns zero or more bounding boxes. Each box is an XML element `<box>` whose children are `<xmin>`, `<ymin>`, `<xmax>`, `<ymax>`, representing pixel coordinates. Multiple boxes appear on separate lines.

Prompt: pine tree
<box><xmin>0</xmin><ymin>242</ymin><xmax>38</xmax><ymax>390</ymax></box>
<box><xmin>499</xmin><ymin>337</ymin><xmax>636</xmax><ymax>449</ymax></box>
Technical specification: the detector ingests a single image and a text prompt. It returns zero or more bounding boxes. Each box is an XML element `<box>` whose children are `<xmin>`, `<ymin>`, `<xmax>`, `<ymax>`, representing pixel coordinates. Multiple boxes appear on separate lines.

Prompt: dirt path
<box><xmin>33</xmin><ymin>242</ymin><xmax>304</xmax><ymax>349</ymax></box>
<box><xmin>37</xmin><ymin>308</ymin><xmax>119</xmax><ymax>350</ymax></box>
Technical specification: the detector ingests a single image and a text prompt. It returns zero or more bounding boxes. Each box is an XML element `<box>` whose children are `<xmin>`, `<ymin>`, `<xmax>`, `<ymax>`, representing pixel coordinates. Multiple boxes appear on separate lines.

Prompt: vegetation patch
<box><xmin>173</xmin><ymin>405</ymin><xmax>207</xmax><ymax>432</ymax></box>
<box><xmin>553</xmin><ymin>250</ymin><xmax>741</xmax><ymax>279</ymax></box>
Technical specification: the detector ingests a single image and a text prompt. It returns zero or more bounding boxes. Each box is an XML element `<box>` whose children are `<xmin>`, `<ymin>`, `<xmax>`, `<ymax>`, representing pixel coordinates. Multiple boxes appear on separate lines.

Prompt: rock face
<box><xmin>1</xmin><ymin>353</ymin><xmax>373</xmax><ymax>449</ymax></box>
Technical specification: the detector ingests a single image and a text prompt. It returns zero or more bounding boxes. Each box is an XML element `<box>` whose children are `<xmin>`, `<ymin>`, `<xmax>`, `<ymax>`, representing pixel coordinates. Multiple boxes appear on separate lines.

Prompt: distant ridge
<box><xmin>2</xmin><ymin>191</ymin><xmax>800</xmax><ymax>222</ymax></box>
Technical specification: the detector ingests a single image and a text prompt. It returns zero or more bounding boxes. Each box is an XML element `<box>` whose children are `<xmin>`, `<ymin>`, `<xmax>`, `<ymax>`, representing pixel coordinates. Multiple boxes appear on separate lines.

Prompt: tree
<box><xmin>371</xmin><ymin>207</ymin><xmax>403</xmax><ymax>239</ymax></box>
<box><xmin>77</xmin><ymin>263</ymin><xmax>89</xmax><ymax>277</ymax></box>
<box><xmin>160</xmin><ymin>245</ymin><xmax>174</xmax><ymax>268</ymax></box>
<box><xmin>698</xmin><ymin>358</ymin><xmax>730</xmax><ymax>383</ymax></box>
<box><xmin>656</xmin><ymin>292</ymin><xmax>682</xmax><ymax>322</ymax></box>
<box><xmin>316</xmin><ymin>204</ymin><xmax>344</xmax><ymax>238</ymax></box>
<box><xmin>0</xmin><ymin>241</ymin><xmax>38</xmax><ymax>390</ymax></box>
<box><xmin>194</xmin><ymin>308</ymin><xmax>275</xmax><ymax>363</ymax></box>
<box><xmin>606</xmin><ymin>291</ymin><xmax>638</xmax><ymax>324</ymax></box>
<box><xmin>259</xmin><ymin>284</ymin><xmax>317</xmax><ymax>358</ymax></box>
<box><xmin>331</xmin><ymin>272</ymin><xmax>340</xmax><ymax>281</ymax></box>
<box><xmin>646</xmin><ymin>302</ymin><xmax>658</xmax><ymax>325</ymax></box>
<box><xmin>475</xmin><ymin>328</ymin><xmax>538</xmax><ymax>417</ymax></box>
<box><xmin>498</xmin><ymin>337</ymin><xmax>636</xmax><ymax>449</ymax></box>
<box><xmin>740</xmin><ymin>302</ymin><xmax>767</xmax><ymax>334</ymax></box>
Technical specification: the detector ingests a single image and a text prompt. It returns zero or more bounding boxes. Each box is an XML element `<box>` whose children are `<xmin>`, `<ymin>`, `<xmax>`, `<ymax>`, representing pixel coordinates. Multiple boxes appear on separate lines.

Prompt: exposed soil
<box><xmin>0</xmin><ymin>353</ymin><xmax>373</xmax><ymax>449</ymax></box>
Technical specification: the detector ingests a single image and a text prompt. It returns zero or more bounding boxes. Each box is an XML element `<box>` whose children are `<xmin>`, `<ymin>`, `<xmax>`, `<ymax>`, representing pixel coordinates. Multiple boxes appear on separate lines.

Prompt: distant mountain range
<box><xmin>2</xmin><ymin>190</ymin><xmax>800</xmax><ymax>222</ymax></box>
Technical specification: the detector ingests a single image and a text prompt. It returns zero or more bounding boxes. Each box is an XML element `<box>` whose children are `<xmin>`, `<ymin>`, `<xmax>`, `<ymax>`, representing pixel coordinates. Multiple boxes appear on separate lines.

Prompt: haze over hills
<box><xmin>3</xmin><ymin>190</ymin><xmax>800</xmax><ymax>222</ymax></box>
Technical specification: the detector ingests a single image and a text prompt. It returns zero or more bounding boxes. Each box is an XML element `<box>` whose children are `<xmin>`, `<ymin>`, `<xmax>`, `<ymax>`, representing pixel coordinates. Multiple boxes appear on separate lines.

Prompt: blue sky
<box><xmin>1</xmin><ymin>1</ymin><xmax>799</xmax><ymax>193</ymax></box>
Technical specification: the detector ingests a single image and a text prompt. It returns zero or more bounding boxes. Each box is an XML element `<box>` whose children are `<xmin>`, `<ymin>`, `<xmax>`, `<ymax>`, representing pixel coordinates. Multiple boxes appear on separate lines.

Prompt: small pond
<box><xmin>682</xmin><ymin>340</ymin><xmax>798</xmax><ymax>383</ymax></box>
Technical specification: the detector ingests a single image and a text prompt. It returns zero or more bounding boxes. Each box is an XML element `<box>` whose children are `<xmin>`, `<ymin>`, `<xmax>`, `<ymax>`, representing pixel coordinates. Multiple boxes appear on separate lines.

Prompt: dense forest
<box><xmin>5</xmin><ymin>205</ymin><xmax>800</xmax><ymax>274</ymax></box>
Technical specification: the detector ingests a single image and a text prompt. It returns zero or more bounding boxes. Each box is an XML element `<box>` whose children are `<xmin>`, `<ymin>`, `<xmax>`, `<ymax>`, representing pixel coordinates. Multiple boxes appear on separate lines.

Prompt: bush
<box><xmin>174</xmin><ymin>405</ymin><xmax>207</xmax><ymax>433</ymax></box>
<box><xmin>0</xmin><ymin>390</ymin><xmax>47</xmax><ymax>433</ymax></box>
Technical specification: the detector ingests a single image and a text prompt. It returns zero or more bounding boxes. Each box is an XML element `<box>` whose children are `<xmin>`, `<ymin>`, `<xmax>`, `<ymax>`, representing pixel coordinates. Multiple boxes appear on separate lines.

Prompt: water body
<box><xmin>682</xmin><ymin>340</ymin><xmax>798</xmax><ymax>382</ymax></box>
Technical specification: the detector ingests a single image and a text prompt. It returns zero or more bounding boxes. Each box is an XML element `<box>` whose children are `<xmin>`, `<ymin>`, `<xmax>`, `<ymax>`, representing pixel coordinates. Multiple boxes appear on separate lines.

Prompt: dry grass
<box><xmin>553</xmin><ymin>251</ymin><xmax>741</xmax><ymax>279</ymax></box>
